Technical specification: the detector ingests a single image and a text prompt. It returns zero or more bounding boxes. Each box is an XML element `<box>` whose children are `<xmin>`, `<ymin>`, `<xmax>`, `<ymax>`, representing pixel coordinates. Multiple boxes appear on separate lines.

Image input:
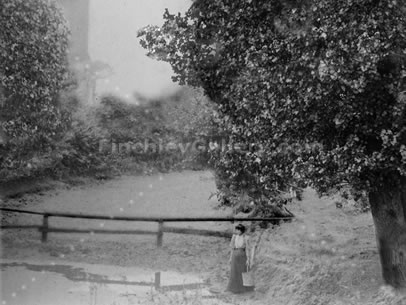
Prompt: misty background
<box><xmin>89</xmin><ymin>0</ymin><xmax>190</xmax><ymax>101</ymax></box>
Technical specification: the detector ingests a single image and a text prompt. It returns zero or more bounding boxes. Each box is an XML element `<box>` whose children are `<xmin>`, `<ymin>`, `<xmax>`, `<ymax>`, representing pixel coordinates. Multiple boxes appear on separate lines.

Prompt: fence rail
<box><xmin>0</xmin><ymin>207</ymin><xmax>294</xmax><ymax>246</ymax></box>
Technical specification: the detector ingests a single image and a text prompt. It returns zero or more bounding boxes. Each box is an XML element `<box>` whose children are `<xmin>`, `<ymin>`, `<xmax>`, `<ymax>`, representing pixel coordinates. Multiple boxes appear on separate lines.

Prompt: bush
<box><xmin>332</xmin><ymin>186</ymin><xmax>370</xmax><ymax>213</ymax></box>
<box><xmin>93</xmin><ymin>88</ymin><xmax>219</xmax><ymax>174</ymax></box>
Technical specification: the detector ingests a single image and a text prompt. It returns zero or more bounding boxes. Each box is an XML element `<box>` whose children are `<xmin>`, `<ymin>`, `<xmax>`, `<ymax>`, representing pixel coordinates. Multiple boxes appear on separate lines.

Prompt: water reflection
<box><xmin>1</xmin><ymin>260</ymin><xmax>227</xmax><ymax>305</ymax></box>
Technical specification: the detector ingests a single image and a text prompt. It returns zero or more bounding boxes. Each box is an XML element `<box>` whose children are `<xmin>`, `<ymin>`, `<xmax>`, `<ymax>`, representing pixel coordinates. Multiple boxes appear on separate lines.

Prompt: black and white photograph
<box><xmin>1</xmin><ymin>0</ymin><xmax>406</xmax><ymax>304</ymax></box>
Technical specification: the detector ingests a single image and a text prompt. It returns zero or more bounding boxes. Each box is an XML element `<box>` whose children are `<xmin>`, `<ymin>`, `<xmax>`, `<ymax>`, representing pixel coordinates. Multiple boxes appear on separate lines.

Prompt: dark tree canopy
<box><xmin>139</xmin><ymin>0</ymin><xmax>406</xmax><ymax>194</ymax></box>
<box><xmin>0</xmin><ymin>0</ymin><xmax>70</xmax><ymax>143</ymax></box>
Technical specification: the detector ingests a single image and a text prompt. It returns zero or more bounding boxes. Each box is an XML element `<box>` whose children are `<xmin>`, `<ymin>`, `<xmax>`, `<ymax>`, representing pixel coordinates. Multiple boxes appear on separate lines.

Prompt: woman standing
<box><xmin>226</xmin><ymin>224</ymin><xmax>255</xmax><ymax>293</ymax></box>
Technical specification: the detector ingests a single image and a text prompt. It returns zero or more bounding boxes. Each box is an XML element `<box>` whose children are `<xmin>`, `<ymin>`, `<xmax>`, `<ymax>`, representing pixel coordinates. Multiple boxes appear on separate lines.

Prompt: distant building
<box><xmin>57</xmin><ymin>0</ymin><xmax>90</xmax><ymax>62</ymax></box>
<box><xmin>56</xmin><ymin>0</ymin><xmax>95</xmax><ymax>104</ymax></box>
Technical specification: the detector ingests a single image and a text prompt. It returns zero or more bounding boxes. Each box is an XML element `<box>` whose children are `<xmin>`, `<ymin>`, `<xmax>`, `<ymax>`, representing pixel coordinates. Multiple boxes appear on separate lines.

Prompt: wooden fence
<box><xmin>0</xmin><ymin>207</ymin><xmax>293</xmax><ymax>247</ymax></box>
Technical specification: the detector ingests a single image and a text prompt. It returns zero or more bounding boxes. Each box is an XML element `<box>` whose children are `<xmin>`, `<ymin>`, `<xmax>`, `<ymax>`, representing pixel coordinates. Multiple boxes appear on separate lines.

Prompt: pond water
<box><xmin>1</xmin><ymin>259</ymin><xmax>230</xmax><ymax>305</ymax></box>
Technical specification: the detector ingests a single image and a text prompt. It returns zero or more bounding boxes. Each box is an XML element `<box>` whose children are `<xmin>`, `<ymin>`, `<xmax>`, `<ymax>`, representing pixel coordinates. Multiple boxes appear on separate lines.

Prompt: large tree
<box><xmin>0</xmin><ymin>0</ymin><xmax>70</xmax><ymax>146</ymax></box>
<box><xmin>139</xmin><ymin>0</ymin><xmax>406</xmax><ymax>287</ymax></box>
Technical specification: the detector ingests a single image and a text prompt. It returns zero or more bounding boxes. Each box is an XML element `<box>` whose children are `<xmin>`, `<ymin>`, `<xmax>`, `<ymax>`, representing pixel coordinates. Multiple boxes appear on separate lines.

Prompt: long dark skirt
<box><xmin>226</xmin><ymin>249</ymin><xmax>255</xmax><ymax>293</ymax></box>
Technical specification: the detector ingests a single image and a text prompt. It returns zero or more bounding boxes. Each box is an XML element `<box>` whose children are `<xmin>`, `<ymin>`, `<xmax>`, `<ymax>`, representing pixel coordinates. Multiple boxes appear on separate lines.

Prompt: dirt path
<box><xmin>1</xmin><ymin>170</ymin><xmax>234</xmax><ymax>269</ymax></box>
<box><xmin>1</xmin><ymin>171</ymin><xmax>406</xmax><ymax>305</ymax></box>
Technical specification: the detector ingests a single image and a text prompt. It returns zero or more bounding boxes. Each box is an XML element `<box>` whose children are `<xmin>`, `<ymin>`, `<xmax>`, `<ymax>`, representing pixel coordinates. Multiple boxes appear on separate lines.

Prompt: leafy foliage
<box><xmin>0</xmin><ymin>0</ymin><xmax>73</xmax><ymax>181</ymax></box>
<box><xmin>0</xmin><ymin>0</ymin><xmax>70</xmax><ymax>142</ymax></box>
<box><xmin>138</xmin><ymin>0</ymin><xmax>406</xmax><ymax>197</ymax></box>
<box><xmin>94</xmin><ymin>88</ymin><xmax>219</xmax><ymax>173</ymax></box>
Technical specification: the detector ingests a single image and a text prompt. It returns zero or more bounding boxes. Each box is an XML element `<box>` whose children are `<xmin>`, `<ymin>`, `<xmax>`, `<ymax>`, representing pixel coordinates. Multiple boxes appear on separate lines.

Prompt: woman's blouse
<box><xmin>230</xmin><ymin>234</ymin><xmax>250</xmax><ymax>249</ymax></box>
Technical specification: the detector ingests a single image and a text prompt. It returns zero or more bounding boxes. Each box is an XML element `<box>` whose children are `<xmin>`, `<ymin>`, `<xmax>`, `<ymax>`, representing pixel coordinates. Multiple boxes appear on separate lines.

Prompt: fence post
<box><xmin>157</xmin><ymin>220</ymin><xmax>163</xmax><ymax>247</ymax></box>
<box><xmin>41</xmin><ymin>214</ymin><xmax>49</xmax><ymax>243</ymax></box>
<box><xmin>154</xmin><ymin>272</ymin><xmax>161</xmax><ymax>290</ymax></box>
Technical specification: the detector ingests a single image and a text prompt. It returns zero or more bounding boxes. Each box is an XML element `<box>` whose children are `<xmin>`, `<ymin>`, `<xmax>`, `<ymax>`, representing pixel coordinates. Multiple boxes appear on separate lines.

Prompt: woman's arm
<box><xmin>229</xmin><ymin>234</ymin><xmax>235</xmax><ymax>262</ymax></box>
<box><xmin>230</xmin><ymin>234</ymin><xmax>235</xmax><ymax>248</ymax></box>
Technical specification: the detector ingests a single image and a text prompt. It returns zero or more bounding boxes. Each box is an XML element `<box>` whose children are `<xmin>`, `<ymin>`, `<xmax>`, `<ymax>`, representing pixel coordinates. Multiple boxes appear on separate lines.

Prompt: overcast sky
<box><xmin>89</xmin><ymin>0</ymin><xmax>190</xmax><ymax>101</ymax></box>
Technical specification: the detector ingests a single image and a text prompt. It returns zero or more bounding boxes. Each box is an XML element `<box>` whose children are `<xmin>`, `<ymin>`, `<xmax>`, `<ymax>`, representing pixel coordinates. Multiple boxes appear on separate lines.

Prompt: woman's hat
<box><xmin>235</xmin><ymin>224</ymin><xmax>246</xmax><ymax>233</ymax></box>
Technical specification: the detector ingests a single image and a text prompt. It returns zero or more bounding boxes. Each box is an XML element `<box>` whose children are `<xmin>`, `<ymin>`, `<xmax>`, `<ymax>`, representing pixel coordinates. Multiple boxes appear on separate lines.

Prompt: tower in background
<box><xmin>58</xmin><ymin>0</ymin><xmax>90</xmax><ymax>62</ymax></box>
<box><xmin>56</xmin><ymin>0</ymin><xmax>95</xmax><ymax>104</ymax></box>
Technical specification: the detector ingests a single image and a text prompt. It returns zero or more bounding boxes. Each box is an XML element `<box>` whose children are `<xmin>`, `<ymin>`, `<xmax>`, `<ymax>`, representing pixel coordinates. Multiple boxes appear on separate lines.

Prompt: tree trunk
<box><xmin>369</xmin><ymin>178</ymin><xmax>406</xmax><ymax>288</ymax></box>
